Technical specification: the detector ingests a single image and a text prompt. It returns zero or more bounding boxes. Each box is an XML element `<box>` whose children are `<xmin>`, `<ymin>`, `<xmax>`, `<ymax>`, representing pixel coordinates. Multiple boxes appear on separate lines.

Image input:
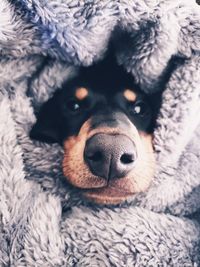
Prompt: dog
<box><xmin>30</xmin><ymin>55</ymin><xmax>160</xmax><ymax>205</ymax></box>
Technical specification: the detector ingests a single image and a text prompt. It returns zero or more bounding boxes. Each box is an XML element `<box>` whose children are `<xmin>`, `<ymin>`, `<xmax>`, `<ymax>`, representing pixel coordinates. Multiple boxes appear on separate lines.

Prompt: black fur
<box><xmin>30</xmin><ymin>56</ymin><xmax>161</xmax><ymax>144</ymax></box>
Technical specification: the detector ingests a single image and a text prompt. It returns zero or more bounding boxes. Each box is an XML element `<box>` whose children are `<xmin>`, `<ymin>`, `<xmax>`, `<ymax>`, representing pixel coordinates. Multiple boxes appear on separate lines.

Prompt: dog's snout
<box><xmin>84</xmin><ymin>133</ymin><xmax>137</xmax><ymax>180</ymax></box>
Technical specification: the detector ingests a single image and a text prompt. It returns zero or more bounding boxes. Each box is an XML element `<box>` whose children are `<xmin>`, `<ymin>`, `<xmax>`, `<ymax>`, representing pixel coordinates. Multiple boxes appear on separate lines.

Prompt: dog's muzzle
<box><xmin>63</xmin><ymin>111</ymin><xmax>155</xmax><ymax>205</ymax></box>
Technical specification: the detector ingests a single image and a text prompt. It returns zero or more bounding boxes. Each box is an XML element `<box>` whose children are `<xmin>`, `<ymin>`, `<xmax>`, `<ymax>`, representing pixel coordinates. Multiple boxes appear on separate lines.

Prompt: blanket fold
<box><xmin>0</xmin><ymin>0</ymin><xmax>200</xmax><ymax>266</ymax></box>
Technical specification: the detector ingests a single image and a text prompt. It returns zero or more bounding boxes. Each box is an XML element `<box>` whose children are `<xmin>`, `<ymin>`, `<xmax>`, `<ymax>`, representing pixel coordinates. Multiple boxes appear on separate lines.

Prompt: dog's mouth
<box><xmin>82</xmin><ymin>177</ymin><xmax>138</xmax><ymax>205</ymax></box>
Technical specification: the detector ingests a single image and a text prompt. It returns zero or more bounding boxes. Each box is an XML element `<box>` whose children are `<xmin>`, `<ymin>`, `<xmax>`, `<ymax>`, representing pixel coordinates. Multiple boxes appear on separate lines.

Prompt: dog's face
<box><xmin>30</xmin><ymin>57</ymin><xmax>159</xmax><ymax>205</ymax></box>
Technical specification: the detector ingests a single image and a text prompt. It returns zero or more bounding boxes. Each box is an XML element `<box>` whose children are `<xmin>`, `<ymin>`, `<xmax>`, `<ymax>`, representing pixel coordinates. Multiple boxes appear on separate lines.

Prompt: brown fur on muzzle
<box><xmin>62</xmin><ymin>119</ymin><xmax>155</xmax><ymax>205</ymax></box>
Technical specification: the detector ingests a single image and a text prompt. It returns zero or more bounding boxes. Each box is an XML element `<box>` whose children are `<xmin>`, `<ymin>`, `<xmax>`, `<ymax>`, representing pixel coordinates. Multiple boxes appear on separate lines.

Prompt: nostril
<box><xmin>120</xmin><ymin>153</ymin><xmax>134</xmax><ymax>164</ymax></box>
<box><xmin>84</xmin><ymin>134</ymin><xmax>137</xmax><ymax>180</ymax></box>
<box><xmin>87</xmin><ymin>151</ymin><xmax>103</xmax><ymax>162</ymax></box>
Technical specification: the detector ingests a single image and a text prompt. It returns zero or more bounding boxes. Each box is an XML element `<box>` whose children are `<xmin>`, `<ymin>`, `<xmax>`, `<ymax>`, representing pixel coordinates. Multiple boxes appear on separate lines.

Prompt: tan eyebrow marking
<box><xmin>123</xmin><ymin>89</ymin><xmax>137</xmax><ymax>102</ymax></box>
<box><xmin>75</xmin><ymin>87</ymin><xmax>89</xmax><ymax>100</ymax></box>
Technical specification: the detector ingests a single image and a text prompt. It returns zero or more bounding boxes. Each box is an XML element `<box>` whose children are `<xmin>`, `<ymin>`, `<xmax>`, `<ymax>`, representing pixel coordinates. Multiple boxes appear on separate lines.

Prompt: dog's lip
<box><xmin>81</xmin><ymin>178</ymin><xmax>136</xmax><ymax>204</ymax></box>
<box><xmin>83</xmin><ymin>185</ymin><xmax>133</xmax><ymax>197</ymax></box>
<box><xmin>82</xmin><ymin>186</ymin><xmax>134</xmax><ymax>205</ymax></box>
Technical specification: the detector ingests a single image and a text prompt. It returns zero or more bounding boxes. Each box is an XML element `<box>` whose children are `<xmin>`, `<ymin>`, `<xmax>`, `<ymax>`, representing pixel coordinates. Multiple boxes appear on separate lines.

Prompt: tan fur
<box><xmin>63</xmin><ymin>120</ymin><xmax>107</xmax><ymax>189</ymax></box>
<box><xmin>62</xmin><ymin>118</ymin><xmax>155</xmax><ymax>205</ymax></box>
<box><xmin>75</xmin><ymin>87</ymin><xmax>88</xmax><ymax>100</ymax></box>
<box><xmin>123</xmin><ymin>89</ymin><xmax>137</xmax><ymax>102</ymax></box>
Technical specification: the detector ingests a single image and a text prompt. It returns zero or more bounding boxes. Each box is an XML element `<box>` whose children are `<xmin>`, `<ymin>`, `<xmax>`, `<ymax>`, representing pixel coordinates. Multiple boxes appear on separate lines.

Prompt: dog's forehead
<box><xmin>79</xmin><ymin>63</ymin><xmax>135</xmax><ymax>92</ymax></box>
<box><xmin>63</xmin><ymin>67</ymin><xmax>140</xmax><ymax>101</ymax></box>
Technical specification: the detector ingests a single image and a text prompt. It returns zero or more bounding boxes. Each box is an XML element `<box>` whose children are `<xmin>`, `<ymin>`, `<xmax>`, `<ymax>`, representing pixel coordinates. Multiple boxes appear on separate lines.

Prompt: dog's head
<box><xmin>30</xmin><ymin>57</ymin><xmax>160</xmax><ymax>205</ymax></box>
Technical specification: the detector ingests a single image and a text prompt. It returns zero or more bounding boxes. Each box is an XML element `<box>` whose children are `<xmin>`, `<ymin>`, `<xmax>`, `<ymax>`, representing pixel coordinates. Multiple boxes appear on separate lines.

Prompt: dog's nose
<box><xmin>84</xmin><ymin>133</ymin><xmax>137</xmax><ymax>180</ymax></box>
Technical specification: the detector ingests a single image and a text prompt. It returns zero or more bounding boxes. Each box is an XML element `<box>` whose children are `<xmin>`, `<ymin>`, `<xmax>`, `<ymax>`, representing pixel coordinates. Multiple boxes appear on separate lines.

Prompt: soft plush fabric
<box><xmin>0</xmin><ymin>0</ymin><xmax>200</xmax><ymax>266</ymax></box>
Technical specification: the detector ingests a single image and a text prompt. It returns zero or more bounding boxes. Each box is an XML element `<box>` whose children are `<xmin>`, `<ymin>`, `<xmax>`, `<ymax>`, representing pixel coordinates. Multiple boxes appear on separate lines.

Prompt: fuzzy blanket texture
<box><xmin>0</xmin><ymin>0</ymin><xmax>200</xmax><ymax>266</ymax></box>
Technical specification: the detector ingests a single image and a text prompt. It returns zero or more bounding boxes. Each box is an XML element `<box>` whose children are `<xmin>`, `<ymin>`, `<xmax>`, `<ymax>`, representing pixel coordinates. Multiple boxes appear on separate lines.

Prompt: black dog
<box><xmin>30</xmin><ymin>56</ymin><xmax>160</xmax><ymax>204</ymax></box>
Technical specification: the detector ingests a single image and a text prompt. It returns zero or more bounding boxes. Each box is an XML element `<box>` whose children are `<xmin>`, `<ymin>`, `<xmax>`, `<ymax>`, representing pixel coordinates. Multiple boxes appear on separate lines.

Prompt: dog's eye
<box><xmin>130</xmin><ymin>100</ymin><xmax>148</xmax><ymax>116</ymax></box>
<box><xmin>66</xmin><ymin>100</ymin><xmax>81</xmax><ymax>113</ymax></box>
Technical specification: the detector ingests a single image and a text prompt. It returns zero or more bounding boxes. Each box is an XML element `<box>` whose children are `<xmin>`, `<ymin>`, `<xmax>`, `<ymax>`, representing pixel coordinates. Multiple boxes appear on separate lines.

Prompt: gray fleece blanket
<box><xmin>0</xmin><ymin>0</ymin><xmax>200</xmax><ymax>266</ymax></box>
